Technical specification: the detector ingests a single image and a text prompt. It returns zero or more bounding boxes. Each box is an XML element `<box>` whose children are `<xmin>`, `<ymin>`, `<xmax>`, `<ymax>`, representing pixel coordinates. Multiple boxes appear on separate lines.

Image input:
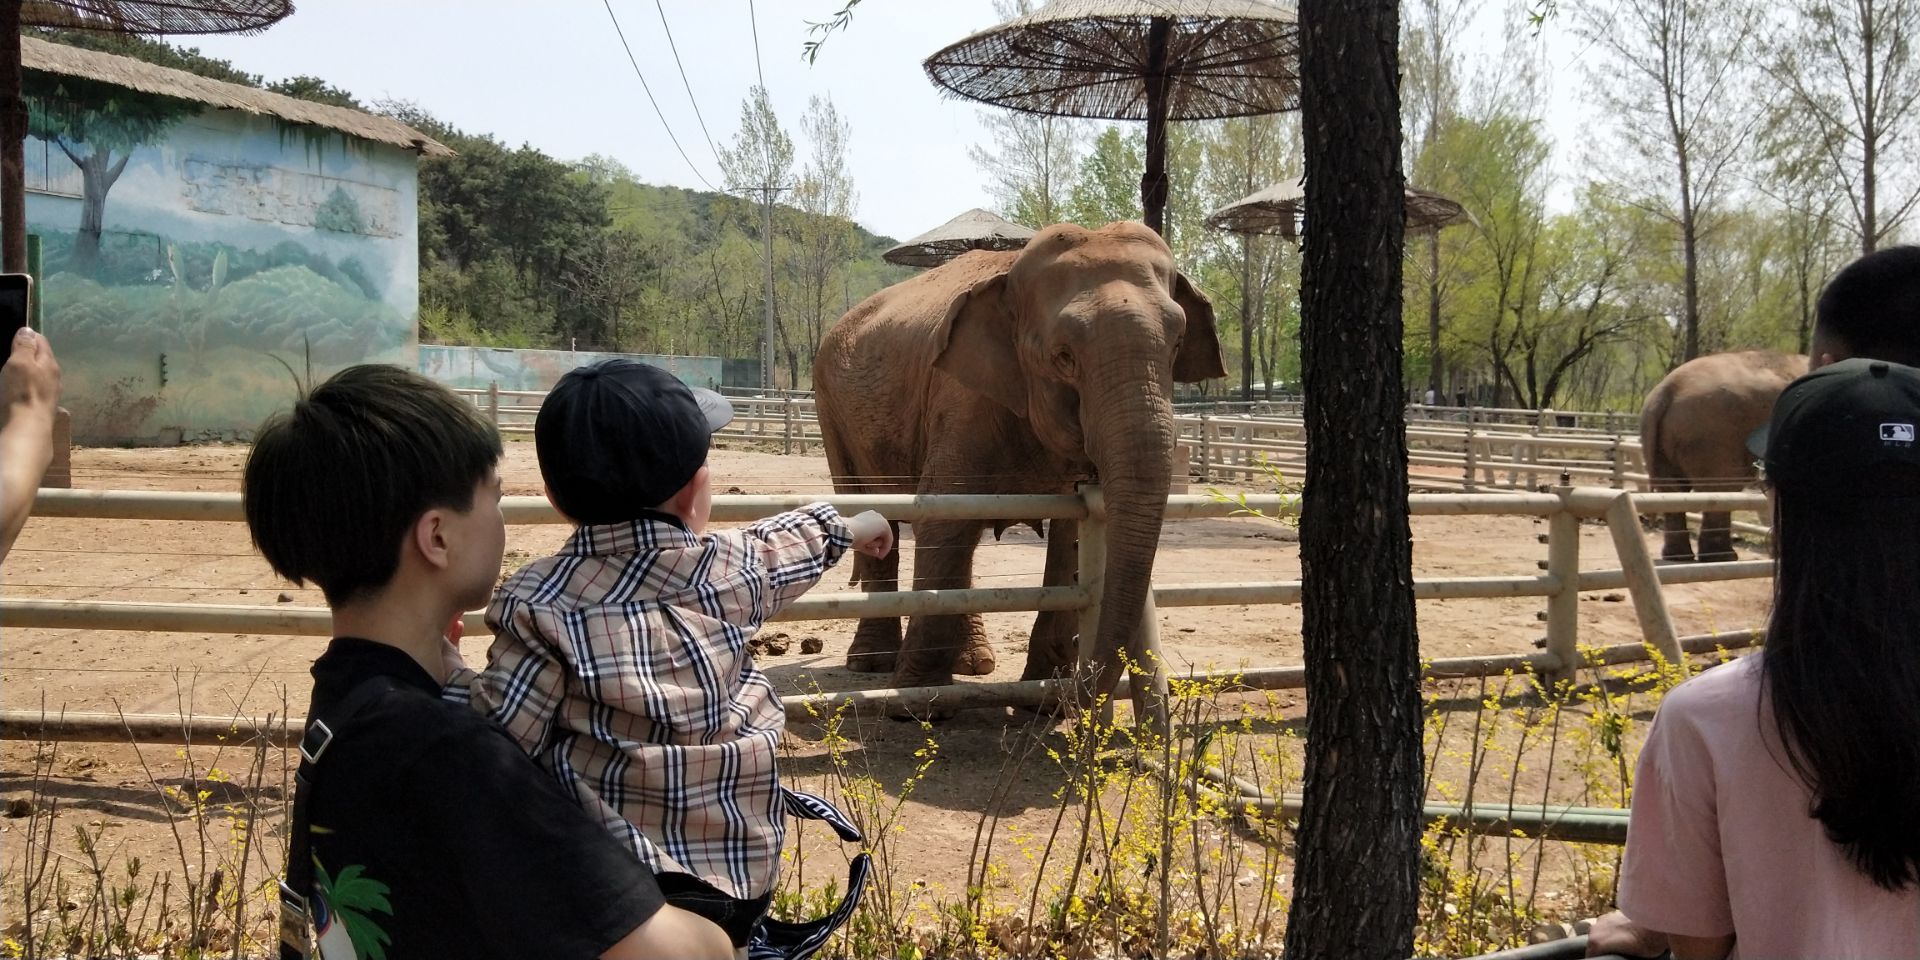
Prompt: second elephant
<box><xmin>1641</xmin><ymin>349</ymin><xmax>1807</xmax><ymax>562</ymax></box>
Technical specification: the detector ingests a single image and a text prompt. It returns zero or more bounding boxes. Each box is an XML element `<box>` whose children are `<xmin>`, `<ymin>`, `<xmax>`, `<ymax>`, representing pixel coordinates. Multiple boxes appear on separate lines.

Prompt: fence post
<box><xmin>782</xmin><ymin>398</ymin><xmax>794</xmax><ymax>456</ymax></box>
<box><xmin>1595</xmin><ymin>490</ymin><xmax>1689</xmax><ymax>677</ymax></box>
<box><xmin>1462</xmin><ymin>425</ymin><xmax>1478</xmax><ymax>492</ymax></box>
<box><xmin>486</xmin><ymin>381</ymin><xmax>500</xmax><ymax>429</ymax></box>
<box><xmin>1543</xmin><ymin>482</ymin><xmax>1581</xmax><ymax>687</ymax></box>
<box><xmin>1609</xmin><ymin>436</ymin><xmax>1625</xmax><ymax>490</ymax></box>
<box><xmin>1197</xmin><ymin>416</ymin><xmax>1213</xmax><ymax>482</ymax></box>
<box><xmin>1076</xmin><ymin>484</ymin><xmax>1114</xmax><ymax>725</ymax></box>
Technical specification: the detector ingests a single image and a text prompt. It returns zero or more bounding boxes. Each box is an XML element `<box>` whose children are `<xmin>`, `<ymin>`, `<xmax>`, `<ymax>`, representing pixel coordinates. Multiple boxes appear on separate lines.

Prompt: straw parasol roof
<box><xmin>883</xmin><ymin>208</ymin><xmax>1037</xmax><ymax>267</ymax></box>
<box><xmin>924</xmin><ymin>0</ymin><xmax>1299</xmax><ymax>236</ymax></box>
<box><xmin>21</xmin><ymin>36</ymin><xmax>451</xmax><ymax>155</ymax></box>
<box><xmin>1204</xmin><ymin>179</ymin><xmax>1474</xmax><ymax>238</ymax></box>
<box><xmin>20</xmin><ymin>0</ymin><xmax>289</xmax><ymax>34</ymax></box>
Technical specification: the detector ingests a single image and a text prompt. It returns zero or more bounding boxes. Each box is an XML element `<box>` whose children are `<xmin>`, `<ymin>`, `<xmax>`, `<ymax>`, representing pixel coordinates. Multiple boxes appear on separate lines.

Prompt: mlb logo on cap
<box><xmin>1883</xmin><ymin>422</ymin><xmax>1916</xmax><ymax>444</ymax></box>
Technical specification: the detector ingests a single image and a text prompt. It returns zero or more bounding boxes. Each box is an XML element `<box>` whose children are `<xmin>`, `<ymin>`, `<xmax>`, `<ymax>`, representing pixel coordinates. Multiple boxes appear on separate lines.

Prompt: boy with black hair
<box><xmin>466</xmin><ymin>359</ymin><xmax>891</xmax><ymax>949</ymax></box>
<box><xmin>243</xmin><ymin>364</ymin><xmax>731</xmax><ymax>960</ymax></box>
<box><xmin>1810</xmin><ymin>244</ymin><xmax>1920</xmax><ymax>368</ymax></box>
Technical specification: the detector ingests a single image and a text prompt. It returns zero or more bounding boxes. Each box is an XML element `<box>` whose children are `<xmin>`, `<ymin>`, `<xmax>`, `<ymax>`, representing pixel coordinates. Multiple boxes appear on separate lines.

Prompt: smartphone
<box><xmin>0</xmin><ymin>273</ymin><xmax>32</xmax><ymax>340</ymax></box>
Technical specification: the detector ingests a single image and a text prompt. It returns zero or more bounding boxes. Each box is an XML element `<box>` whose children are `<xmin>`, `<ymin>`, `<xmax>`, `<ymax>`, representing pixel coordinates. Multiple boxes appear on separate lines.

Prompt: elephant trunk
<box><xmin>1080</xmin><ymin>351</ymin><xmax>1176</xmax><ymax>697</ymax></box>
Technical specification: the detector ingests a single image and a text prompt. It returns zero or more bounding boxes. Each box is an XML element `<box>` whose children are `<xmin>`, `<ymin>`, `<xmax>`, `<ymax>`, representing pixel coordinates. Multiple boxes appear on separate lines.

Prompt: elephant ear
<box><xmin>1172</xmin><ymin>272</ymin><xmax>1227</xmax><ymax>383</ymax></box>
<box><xmin>933</xmin><ymin>273</ymin><xmax>1029</xmax><ymax>415</ymax></box>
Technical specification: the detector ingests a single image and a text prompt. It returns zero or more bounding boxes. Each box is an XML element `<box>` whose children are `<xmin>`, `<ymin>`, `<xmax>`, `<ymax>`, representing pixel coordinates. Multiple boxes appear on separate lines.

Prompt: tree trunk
<box><xmin>1681</xmin><ymin>211</ymin><xmax>1701</xmax><ymax>361</ymax></box>
<box><xmin>1427</xmin><ymin>231</ymin><xmax>1442</xmax><ymax>394</ymax></box>
<box><xmin>1285</xmin><ymin>0</ymin><xmax>1423</xmax><ymax>957</ymax></box>
<box><xmin>71</xmin><ymin>149</ymin><xmax>129</xmax><ymax>277</ymax></box>
<box><xmin>1</xmin><ymin>0</ymin><xmax>25</xmax><ymax>275</ymax></box>
<box><xmin>1241</xmin><ymin>237</ymin><xmax>1255</xmax><ymax>402</ymax></box>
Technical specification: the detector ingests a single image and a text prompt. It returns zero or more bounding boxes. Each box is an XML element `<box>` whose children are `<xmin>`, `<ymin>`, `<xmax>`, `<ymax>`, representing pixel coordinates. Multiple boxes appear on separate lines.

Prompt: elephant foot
<box><xmin>845</xmin><ymin>620</ymin><xmax>902</xmax><ymax>674</ymax></box>
<box><xmin>1697</xmin><ymin>549</ymin><xmax>1738</xmax><ymax>563</ymax></box>
<box><xmin>1656</xmin><ymin>554</ymin><xmax>1695</xmax><ymax>566</ymax></box>
<box><xmin>954</xmin><ymin>635</ymin><xmax>997</xmax><ymax>677</ymax></box>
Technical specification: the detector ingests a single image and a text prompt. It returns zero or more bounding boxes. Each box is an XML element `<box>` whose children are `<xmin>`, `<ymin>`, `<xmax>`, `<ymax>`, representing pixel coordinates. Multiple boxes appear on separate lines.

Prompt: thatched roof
<box><xmin>884</xmin><ymin>208</ymin><xmax>1037</xmax><ymax>267</ymax></box>
<box><xmin>924</xmin><ymin>0</ymin><xmax>1300</xmax><ymax>121</ymax></box>
<box><xmin>1205</xmin><ymin>179</ymin><xmax>1474</xmax><ymax>237</ymax></box>
<box><xmin>21</xmin><ymin>36</ymin><xmax>452</xmax><ymax>157</ymax></box>
<box><xmin>22</xmin><ymin>0</ymin><xmax>290</xmax><ymax>35</ymax></box>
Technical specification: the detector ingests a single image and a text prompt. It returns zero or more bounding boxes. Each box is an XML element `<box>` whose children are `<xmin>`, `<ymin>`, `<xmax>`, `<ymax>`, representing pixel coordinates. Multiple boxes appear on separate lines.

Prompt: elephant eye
<box><xmin>1052</xmin><ymin>348</ymin><xmax>1076</xmax><ymax>377</ymax></box>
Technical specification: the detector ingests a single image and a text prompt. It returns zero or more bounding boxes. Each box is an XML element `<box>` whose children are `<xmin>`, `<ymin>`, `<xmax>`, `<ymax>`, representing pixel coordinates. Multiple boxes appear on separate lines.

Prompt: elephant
<box><xmin>1640</xmin><ymin>349</ymin><xmax>1808</xmax><ymax>562</ymax></box>
<box><xmin>813</xmin><ymin>221</ymin><xmax>1225</xmax><ymax>693</ymax></box>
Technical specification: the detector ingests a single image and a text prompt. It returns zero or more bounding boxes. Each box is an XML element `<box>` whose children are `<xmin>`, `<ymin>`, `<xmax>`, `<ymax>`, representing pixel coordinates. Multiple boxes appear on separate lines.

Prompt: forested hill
<box><xmin>26</xmin><ymin>29</ymin><xmax>911</xmax><ymax>378</ymax></box>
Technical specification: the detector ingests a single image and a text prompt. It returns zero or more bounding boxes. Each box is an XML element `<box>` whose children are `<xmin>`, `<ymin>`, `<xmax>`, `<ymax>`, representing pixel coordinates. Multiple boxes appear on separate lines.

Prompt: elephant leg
<box><xmin>1697</xmin><ymin>511</ymin><xmax>1737</xmax><ymax>563</ymax></box>
<box><xmin>894</xmin><ymin>518</ymin><xmax>992</xmax><ymax>689</ymax></box>
<box><xmin>844</xmin><ymin>521</ymin><xmax>903</xmax><ymax>673</ymax></box>
<box><xmin>1021</xmin><ymin>517</ymin><xmax>1079</xmax><ymax>682</ymax></box>
<box><xmin>1659</xmin><ymin>510</ymin><xmax>1696</xmax><ymax>563</ymax></box>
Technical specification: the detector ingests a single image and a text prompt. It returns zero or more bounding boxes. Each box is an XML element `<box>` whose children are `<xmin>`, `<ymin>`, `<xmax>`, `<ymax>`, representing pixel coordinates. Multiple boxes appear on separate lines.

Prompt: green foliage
<box><xmin>266</xmin><ymin>75</ymin><xmax>365</xmax><ymax>110</ymax></box>
<box><xmin>23</xmin><ymin>73</ymin><xmax>195</xmax><ymax>154</ymax></box>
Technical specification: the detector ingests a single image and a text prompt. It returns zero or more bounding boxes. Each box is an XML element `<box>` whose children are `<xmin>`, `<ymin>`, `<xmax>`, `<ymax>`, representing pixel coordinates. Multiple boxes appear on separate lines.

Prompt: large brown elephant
<box><xmin>1641</xmin><ymin>349</ymin><xmax>1808</xmax><ymax>562</ymax></box>
<box><xmin>813</xmin><ymin>221</ymin><xmax>1224</xmax><ymax>690</ymax></box>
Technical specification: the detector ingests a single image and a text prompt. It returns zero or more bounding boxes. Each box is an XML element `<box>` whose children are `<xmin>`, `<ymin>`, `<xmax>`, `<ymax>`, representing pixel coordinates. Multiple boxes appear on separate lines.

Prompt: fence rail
<box><xmin>454</xmin><ymin>384</ymin><xmax>1655</xmax><ymax>493</ymax></box>
<box><xmin>13</xmin><ymin>484</ymin><xmax>1770</xmax><ymax>739</ymax></box>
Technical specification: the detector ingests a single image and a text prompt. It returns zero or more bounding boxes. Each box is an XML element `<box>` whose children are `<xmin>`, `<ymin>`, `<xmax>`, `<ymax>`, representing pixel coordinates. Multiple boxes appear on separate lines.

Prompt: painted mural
<box><xmin>25</xmin><ymin>75</ymin><xmax>420</xmax><ymax>440</ymax></box>
<box><xmin>418</xmin><ymin>345</ymin><xmax>724</xmax><ymax>393</ymax></box>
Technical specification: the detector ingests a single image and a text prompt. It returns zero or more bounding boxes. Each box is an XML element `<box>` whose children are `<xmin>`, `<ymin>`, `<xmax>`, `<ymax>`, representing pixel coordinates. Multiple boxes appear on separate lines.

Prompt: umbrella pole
<box><xmin>2</xmin><ymin>0</ymin><xmax>24</xmax><ymax>273</ymax></box>
<box><xmin>1140</xmin><ymin>17</ymin><xmax>1171</xmax><ymax>235</ymax></box>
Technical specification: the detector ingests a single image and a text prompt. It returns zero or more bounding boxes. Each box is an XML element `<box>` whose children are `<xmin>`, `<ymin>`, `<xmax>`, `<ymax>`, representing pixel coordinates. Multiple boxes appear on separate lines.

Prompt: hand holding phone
<box><xmin>1</xmin><ymin>326</ymin><xmax>59</xmax><ymax>423</ymax></box>
<box><xmin>0</xmin><ymin>274</ymin><xmax>31</xmax><ymax>341</ymax></box>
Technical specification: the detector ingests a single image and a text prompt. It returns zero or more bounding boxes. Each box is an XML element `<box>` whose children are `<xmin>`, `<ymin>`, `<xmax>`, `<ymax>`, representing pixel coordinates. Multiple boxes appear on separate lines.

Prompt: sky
<box><xmin>164</xmin><ymin>1</ymin><xmax>1602</xmax><ymax>242</ymax></box>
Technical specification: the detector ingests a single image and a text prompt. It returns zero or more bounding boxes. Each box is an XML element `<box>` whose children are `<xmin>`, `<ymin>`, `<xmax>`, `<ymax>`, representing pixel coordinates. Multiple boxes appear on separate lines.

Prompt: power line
<box><xmin>654</xmin><ymin>0</ymin><xmax>725</xmax><ymax>169</ymax></box>
<box><xmin>601</xmin><ymin>0</ymin><xmax>718</xmax><ymax>191</ymax></box>
<box><xmin>748</xmin><ymin>0</ymin><xmax>767</xmax><ymax>93</ymax></box>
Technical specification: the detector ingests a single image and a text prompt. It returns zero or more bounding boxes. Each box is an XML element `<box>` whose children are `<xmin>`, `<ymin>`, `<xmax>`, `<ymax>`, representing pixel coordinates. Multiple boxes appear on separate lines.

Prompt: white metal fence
<box><xmin>4</xmin><ymin>484</ymin><xmax>1768</xmax><ymax>745</ymax></box>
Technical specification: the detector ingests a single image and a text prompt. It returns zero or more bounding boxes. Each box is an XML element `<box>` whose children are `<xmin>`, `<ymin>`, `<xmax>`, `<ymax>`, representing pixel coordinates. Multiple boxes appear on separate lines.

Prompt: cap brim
<box><xmin>692</xmin><ymin>388</ymin><xmax>734</xmax><ymax>432</ymax></box>
<box><xmin>1746</xmin><ymin>424</ymin><xmax>1769</xmax><ymax>461</ymax></box>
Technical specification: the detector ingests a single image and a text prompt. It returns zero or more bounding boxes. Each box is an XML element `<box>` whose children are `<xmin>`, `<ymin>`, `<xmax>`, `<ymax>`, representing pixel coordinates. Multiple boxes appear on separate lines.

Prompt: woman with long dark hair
<box><xmin>1595</xmin><ymin>358</ymin><xmax>1920</xmax><ymax>959</ymax></box>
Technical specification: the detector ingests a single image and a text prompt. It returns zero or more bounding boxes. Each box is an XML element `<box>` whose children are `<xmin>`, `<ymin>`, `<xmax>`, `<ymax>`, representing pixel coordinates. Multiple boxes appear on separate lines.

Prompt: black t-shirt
<box><xmin>300</xmin><ymin>638</ymin><xmax>666</xmax><ymax>960</ymax></box>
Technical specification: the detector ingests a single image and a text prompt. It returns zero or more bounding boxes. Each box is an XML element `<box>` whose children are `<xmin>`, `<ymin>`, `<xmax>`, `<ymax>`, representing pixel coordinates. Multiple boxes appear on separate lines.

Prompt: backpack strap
<box><xmin>279</xmin><ymin>675</ymin><xmax>402</xmax><ymax>960</ymax></box>
<box><xmin>744</xmin><ymin>788</ymin><xmax>871</xmax><ymax>960</ymax></box>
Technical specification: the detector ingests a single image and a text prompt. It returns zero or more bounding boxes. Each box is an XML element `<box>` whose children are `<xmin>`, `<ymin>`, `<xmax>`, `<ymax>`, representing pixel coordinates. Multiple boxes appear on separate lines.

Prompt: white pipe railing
<box><xmin>11</xmin><ymin>485</ymin><xmax>1769</xmax><ymax>737</ymax></box>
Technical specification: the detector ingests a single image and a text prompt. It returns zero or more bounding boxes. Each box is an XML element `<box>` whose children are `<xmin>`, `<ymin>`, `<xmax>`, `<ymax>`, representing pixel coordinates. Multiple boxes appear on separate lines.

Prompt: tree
<box><xmin>1068</xmin><ymin>125</ymin><xmax>1144</xmax><ymax>226</ymax></box>
<box><xmin>1402</xmin><ymin>0</ymin><xmax>1480</xmax><ymax>395</ymax></box>
<box><xmin>1574</xmin><ymin>0</ymin><xmax>1763</xmax><ymax>362</ymax></box>
<box><xmin>789</xmin><ymin>95</ymin><xmax>859</xmax><ymax>383</ymax></box>
<box><xmin>970</xmin><ymin>110</ymin><xmax>1082</xmax><ymax>228</ymax></box>
<box><xmin>719</xmin><ymin>86</ymin><xmax>796</xmax><ymax>386</ymax></box>
<box><xmin>266</xmin><ymin>75</ymin><xmax>364</xmax><ymax>110</ymax></box>
<box><xmin>1765</xmin><ymin>0</ymin><xmax>1920</xmax><ymax>253</ymax></box>
<box><xmin>1197</xmin><ymin>115</ymin><xmax>1297</xmax><ymax>400</ymax></box>
<box><xmin>23</xmin><ymin>74</ymin><xmax>195</xmax><ymax>274</ymax></box>
<box><xmin>1433</xmin><ymin>110</ymin><xmax>1553</xmax><ymax>408</ymax></box>
<box><xmin>1285</xmin><ymin>1</ymin><xmax>1423</xmax><ymax>958</ymax></box>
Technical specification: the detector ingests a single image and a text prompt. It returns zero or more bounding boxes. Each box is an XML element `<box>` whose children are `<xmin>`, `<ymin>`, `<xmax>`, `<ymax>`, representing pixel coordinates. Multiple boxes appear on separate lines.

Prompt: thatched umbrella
<box><xmin>884</xmin><ymin>207</ymin><xmax>1037</xmax><ymax>268</ymax></box>
<box><xmin>1206</xmin><ymin>178</ymin><xmax>1474</xmax><ymax>403</ymax></box>
<box><xmin>1204</xmin><ymin>178</ymin><xmax>1474</xmax><ymax>238</ymax></box>
<box><xmin>0</xmin><ymin>0</ymin><xmax>293</xmax><ymax>271</ymax></box>
<box><xmin>925</xmin><ymin>0</ymin><xmax>1299</xmax><ymax>236</ymax></box>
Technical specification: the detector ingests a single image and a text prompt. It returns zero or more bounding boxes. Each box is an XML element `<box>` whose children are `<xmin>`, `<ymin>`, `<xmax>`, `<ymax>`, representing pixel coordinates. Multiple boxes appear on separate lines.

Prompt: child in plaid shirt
<box><xmin>463</xmin><ymin>360</ymin><xmax>891</xmax><ymax>949</ymax></box>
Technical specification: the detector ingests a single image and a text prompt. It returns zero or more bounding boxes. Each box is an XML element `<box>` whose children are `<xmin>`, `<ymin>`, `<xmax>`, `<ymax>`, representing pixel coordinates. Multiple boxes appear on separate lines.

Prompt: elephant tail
<box><xmin>1639</xmin><ymin>384</ymin><xmax>1684</xmax><ymax>494</ymax></box>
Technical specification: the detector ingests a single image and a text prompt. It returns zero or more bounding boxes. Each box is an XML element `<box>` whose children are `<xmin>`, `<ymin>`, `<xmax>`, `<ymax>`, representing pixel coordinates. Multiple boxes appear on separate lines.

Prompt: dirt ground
<box><xmin>0</xmin><ymin>439</ymin><xmax>1773</xmax><ymax>942</ymax></box>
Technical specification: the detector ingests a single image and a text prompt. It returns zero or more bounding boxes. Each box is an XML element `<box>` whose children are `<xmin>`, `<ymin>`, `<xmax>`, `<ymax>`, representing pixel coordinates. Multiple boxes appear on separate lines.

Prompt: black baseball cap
<box><xmin>1747</xmin><ymin>357</ymin><xmax>1920</xmax><ymax>500</ymax></box>
<box><xmin>535</xmin><ymin>360</ymin><xmax>734</xmax><ymax>523</ymax></box>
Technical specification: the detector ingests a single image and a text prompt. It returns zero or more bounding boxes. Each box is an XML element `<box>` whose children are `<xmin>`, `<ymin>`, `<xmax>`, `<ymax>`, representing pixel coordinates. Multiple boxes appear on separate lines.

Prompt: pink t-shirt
<box><xmin>1619</xmin><ymin>653</ymin><xmax>1920</xmax><ymax>958</ymax></box>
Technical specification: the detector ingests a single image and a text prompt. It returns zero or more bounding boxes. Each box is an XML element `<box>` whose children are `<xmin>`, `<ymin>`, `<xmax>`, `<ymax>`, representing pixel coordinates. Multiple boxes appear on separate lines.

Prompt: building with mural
<box><xmin>22</xmin><ymin>37</ymin><xmax>447</xmax><ymax>441</ymax></box>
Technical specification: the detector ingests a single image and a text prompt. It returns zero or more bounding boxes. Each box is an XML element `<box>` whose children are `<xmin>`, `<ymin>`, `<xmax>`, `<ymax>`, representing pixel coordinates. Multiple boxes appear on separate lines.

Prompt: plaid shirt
<box><xmin>455</xmin><ymin>503</ymin><xmax>852</xmax><ymax>900</ymax></box>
